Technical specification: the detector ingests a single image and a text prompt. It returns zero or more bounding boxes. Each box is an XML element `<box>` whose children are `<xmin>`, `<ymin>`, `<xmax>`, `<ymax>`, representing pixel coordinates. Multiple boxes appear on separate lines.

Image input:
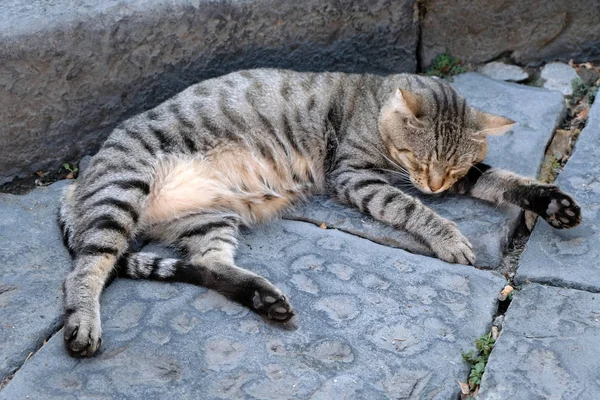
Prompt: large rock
<box><xmin>287</xmin><ymin>73</ymin><xmax>565</xmax><ymax>268</ymax></box>
<box><xmin>478</xmin><ymin>284</ymin><xmax>600</xmax><ymax>399</ymax></box>
<box><xmin>0</xmin><ymin>0</ymin><xmax>418</xmax><ymax>184</ymax></box>
<box><xmin>516</xmin><ymin>95</ymin><xmax>600</xmax><ymax>291</ymax></box>
<box><xmin>0</xmin><ymin>220</ymin><xmax>506</xmax><ymax>399</ymax></box>
<box><xmin>0</xmin><ymin>181</ymin><xmax>72</xmax><ymax>381</ymax></box>
<box><xmin>420</xmin><ymin>0</ymin><xmax>600</xmax><ymax>67</ymax></box>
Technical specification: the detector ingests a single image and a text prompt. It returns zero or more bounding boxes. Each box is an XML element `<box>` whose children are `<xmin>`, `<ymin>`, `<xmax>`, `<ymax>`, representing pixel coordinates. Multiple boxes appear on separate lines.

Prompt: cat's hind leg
<box><xmin>123</xmin><ymin>211</ymin><xmax>294</xmax><ymax>321</ymax></box>
<box><xmin>61</xmin><ymin>176</ymin><xmax>149</xmax><ymax>357</ymax></box>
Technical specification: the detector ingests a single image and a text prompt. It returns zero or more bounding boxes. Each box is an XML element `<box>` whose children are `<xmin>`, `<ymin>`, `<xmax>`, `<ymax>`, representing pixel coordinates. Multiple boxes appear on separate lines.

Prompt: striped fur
<box><xmin>59</xmin><ymin>69</ymin><xmax>581</xmax><ymax>357</ymax></box>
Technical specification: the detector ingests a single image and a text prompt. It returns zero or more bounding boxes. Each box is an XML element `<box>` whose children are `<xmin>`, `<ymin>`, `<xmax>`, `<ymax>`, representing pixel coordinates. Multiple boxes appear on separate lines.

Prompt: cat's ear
<box><xmin>392</xmin><ymin>89</ymin><xmax>423</xmax><ymax>118</ymax></box>
<box><xmin>474</xmin><ymin>110</ymin><xmax>515</xmax><ymax>137</ymax></box>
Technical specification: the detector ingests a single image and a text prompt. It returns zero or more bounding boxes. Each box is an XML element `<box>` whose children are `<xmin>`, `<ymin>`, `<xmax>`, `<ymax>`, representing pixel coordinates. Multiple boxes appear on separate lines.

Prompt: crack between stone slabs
<box><xmin>0</xmin><ymin>265</ymin><xmax>127</xmax><ymax>392</ymax></box>
<box><xmin>516</xmin><ymin>278</ymin><xmax>600</xmax><ymax>295</ymax></box>
<box><xmin>454</xmin><ymin>219</ymin><xmax>529</xmax><ymax>398</ymax></box>
<box><xmin>0</xmin><ymin>320</ymin><xmax>64</xmax><ymax>391</ymax></box>
<box><xmin>414</xmin><ymin>0</ymin><xmax>426</xmax><ymax>72</ymax></box>
<box><xmin>0</xmin><ymin>252</ymin><xmax>128</xmax><ymax>392</ymax></box>
<box><xmin>455</xmin><ymin>289</ymin><xmax>511</xmax><ymax>399</ymax></box>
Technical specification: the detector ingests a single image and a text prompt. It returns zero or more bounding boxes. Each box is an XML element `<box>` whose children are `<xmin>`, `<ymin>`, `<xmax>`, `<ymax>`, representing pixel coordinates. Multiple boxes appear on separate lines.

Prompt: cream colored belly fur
<box><xmin>143</xmin><ymin>147</ymin><xmax>322</xmax><ymax>227</ymax></box>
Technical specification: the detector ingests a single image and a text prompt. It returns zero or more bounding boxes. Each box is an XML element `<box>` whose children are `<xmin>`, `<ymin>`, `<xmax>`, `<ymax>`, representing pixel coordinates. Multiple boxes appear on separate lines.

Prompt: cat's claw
<box><xmin>531</xmin><ymin>186</ymin><xmax>581</xmax><ymax>229</ymax></box>
<box><xmin>63</xmin><ymin>308</ymin><xmax>102</xmax><ymax>357</ymax></box>
<box><xmin>430</xmin><ymin>227</ymin><xmax>476</xmax><ymax>265</ymax></box>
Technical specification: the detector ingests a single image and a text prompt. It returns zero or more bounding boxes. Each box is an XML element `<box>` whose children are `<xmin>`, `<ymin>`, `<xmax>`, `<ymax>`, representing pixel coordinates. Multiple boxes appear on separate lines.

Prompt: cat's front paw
<box><xmin>529</xmin><ymin>186</ymin><xmax>581</xmax><ymax>229</ymax></box>
<box><xmin>63</xmin><ymin>308</ymin><xmax>102</xmax><ymax>357</ymax></box>
<box><xmin>430</xmin><ymin>226</ymin><xmax>476</xmax><ymax>265</ymax></box>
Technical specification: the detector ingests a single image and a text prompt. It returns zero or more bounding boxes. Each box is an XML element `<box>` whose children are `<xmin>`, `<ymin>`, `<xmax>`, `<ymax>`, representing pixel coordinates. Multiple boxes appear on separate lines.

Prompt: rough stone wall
<box><xmin>2</xmin><ymin>0</ymin><xmax>599</xmax><ymax>183</ymax></box>
<box><xmin>419</xmin><ymin>0</ymin><xmax>600</xmax><ymax>68</ymax></box>
<box><xmin>0</xmin><ymin>0</ymin><xmax>418</xmax><ymax>183</ymax></box>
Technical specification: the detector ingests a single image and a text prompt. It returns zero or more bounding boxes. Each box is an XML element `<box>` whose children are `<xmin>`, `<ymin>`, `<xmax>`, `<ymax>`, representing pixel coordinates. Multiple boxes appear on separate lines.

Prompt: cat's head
<box><xmin>378</xmin><ymin>77</ymin><xmax>515</xmax><ymax>194</ymax></box>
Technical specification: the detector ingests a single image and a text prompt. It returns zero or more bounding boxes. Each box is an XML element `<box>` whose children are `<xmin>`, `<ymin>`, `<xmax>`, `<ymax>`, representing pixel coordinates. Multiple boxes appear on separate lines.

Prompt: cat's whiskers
<box><xmin>398</xmin><ymin>186</ymin><xmax>420</xmax><ymax>196</ymax></box>
<box><xmin>371</xmin><ymin>145</ymin><xmax>410</xmax><ymax>176</ymax></box>
<box><xmin>378</xmin><ymin>167</ymin><xmax>411</xmax><ymax>181</ymax></box>
<box><xmin>469</xmin><ymin>163</ymin><xmax>484</xmax><ymax>175</ymax></box>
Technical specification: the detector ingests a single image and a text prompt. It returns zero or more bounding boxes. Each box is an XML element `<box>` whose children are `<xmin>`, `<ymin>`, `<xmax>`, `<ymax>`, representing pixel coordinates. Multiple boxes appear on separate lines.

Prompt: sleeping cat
<box><xmin>58</xmin><ymin>69</ymin><xmax>581</xmax><ymax>357</ymax></box>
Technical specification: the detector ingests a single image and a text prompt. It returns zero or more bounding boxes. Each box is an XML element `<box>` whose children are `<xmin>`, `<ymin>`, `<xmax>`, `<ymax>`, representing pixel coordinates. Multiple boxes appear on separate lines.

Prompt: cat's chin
<box><xmin>415</xmin><ymin>186</ymin><xmax>448</xmax><ymax>195</ymax></box>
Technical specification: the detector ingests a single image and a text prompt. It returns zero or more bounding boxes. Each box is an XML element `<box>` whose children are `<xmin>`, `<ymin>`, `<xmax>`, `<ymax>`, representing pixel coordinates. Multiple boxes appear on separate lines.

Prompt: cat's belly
<box><xmin>142</xmin><ymin>148</ymin><xmax>322</xmax><ymax>226</ymax></box>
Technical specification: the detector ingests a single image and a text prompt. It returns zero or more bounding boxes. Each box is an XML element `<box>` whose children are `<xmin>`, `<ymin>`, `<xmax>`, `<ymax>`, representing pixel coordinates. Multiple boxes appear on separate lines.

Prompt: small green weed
<box><xmin>62</xmin><ymin>163</ymin><xmax>78</xmax><ymax>174</ymax></box>
<box><xmin>571</xmin><ymin>78</ymin><xmax>598</xmax><ymax>105</ymax></box>
<box><xmin>461</xmin><ymin>332</ymin><xmax>496</xmax><ymax>390</ymax></box>
<box><xmin>426</xmin><ymin>54</ymin><xmax>467</xmax><ymax>78</ymax></box>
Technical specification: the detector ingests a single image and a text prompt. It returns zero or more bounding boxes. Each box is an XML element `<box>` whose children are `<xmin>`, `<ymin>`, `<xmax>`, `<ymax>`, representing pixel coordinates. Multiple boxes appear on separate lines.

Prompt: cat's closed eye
<box><xmin>447</xmin><ymin>168</ymin><xmax>466</xmax><ymax>176</ymax></box>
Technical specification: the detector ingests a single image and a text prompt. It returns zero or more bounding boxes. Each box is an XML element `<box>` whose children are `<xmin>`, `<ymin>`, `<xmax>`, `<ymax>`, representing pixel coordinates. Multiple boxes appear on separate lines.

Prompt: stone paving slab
<box><xmin>478</xmin><ymin>283</ymin><xmax>600</xmax><ymax>400</ymax></box>
<box><xmin>516</xmin><ymin>97</ymin><xmax>600</xmax><ymax>292</ymax></box>
<box><xmin>0</xmin><ymin>181</ymin><xmax>72</xmax><ymax>381</ymax></box>
<box><xmin>287</xmin><ymin>73</ymin><xmax>565</xmax><ymax>268</ymax></box>
<box><xmin>1</xmin><ymin>220</ymin><xmax>505</xmax><ymax>399</ymax></box>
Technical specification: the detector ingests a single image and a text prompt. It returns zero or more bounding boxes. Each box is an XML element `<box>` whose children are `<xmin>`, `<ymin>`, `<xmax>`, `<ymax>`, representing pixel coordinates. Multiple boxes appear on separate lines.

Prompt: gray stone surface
<box><xmin>0</xmin><ymin>181</ymin><xmax>72</xmax><ymax>381</ymax></box>
<box><xmin>516</xmin><ymin>96</ymin><xmax>600</xmax><ymax>292</ymax></box>
<box><xmin>287</xmin><ymin>73</ymin><xmax>565</xmax><ymax>268</ymax></box>
<box><xmin>477</xmin><ymin>62</ymin><xmax>529</xmax><ymax>82</ymax></box>
<box><xmin>541</xmin><ymin>62</ymin><xmax>581</xmax><ymax>96</ymax></box>
<box><xmin>419</xmin><ymin>0</ymin><xmax>600</xmax><ymax>67</ymax></box>
<box><xmin>1</xmin><ymin>220</ymin><xmax>506</xmax><ymax>399</ymax></box>
<box><xmin>77</xmin><ymin>155</ymin><xmax>92</xmax><ymax>176</ymax></box>
<box><xmin>478</xmin><ymin>284</ymin><xmax>600</xmax><ymax>400</ymax></box>
<box><xmin>0</xmin><ymin>0</ymin><xmax>417</xmax><ymax>184</ymax></box>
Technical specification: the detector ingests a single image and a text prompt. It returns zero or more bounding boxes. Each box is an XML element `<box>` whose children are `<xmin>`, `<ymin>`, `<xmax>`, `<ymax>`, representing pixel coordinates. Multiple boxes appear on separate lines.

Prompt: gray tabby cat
<box><xmin>59</xmin><ymin>69</ymin><xmax>581</xmax><ymax>357</ymax></box>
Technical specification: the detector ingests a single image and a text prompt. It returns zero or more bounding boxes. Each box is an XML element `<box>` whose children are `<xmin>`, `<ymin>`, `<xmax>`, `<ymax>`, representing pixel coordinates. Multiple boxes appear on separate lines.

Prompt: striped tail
<box><xmin>115</xmin><ymin>252</ymin><xmax>202</xmax><ymax>284</ymax></box>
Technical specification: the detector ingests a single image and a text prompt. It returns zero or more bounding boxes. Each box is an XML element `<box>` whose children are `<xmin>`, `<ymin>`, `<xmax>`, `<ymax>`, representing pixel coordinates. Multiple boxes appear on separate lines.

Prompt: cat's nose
<box><xmin>428</xmin><ymin>176</ymin><xmax>444</xmax><ymax>192</ymax></box>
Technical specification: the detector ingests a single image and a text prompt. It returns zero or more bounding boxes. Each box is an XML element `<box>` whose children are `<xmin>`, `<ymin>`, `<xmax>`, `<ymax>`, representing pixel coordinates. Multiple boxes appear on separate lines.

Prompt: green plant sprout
<box><xmin>461</xmin><ymin>332</ymin><xmax>496</xmax><ymax>390</ymax></box>
<box><xmin>426</xmin><ymin>54</ymin><xmax>467</xmax><ymax>78</ymax></box>
<box><xmin>62</xmin><ymin>163</ymin><xmax>79</xmax><ymax>174</ymax></box>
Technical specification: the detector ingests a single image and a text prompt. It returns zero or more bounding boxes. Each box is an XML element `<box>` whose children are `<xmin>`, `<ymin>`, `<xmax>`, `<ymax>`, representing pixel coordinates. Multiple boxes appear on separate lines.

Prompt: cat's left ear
<box><xmin>474</xmin><ymin>109</ymin><xmax>515</xmax><ymax>137</ymax></box>
<box><xmin>391</xmin><ymin>88</ymin><xmax>423</xmax><ymax>118</ymax></box>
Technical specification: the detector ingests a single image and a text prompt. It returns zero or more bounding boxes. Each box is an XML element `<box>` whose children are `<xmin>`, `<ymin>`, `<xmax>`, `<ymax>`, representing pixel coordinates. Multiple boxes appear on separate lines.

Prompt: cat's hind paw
<box><xmin>251</xmin><ymin>281</ymin><xmax>294</xmax><ymax>323</ymax></box>
<box><xmin>63</xmin><ymin>308</ymin><xmax>102</xmax><ymax>358</ymax></box>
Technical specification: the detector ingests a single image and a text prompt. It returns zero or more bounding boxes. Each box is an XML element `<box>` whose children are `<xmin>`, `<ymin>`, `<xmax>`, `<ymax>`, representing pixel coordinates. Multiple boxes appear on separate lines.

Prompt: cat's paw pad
<box><xmin>534</xmin><ymin>187</ymin><xmax>581</xmax><ymax>229</ymax></box>
<box><xmin>251</xmin><ymin>283</ymin><xmax>294</xmax><ymax>323</ymax></box>
<box><xmin>63</xmin><ymin>309</ymin><xmax>102</xmax><ymax>357</ymax></box>
<box><xmin>431</xmin><ymin>228</ymin><xmax>476</xmax><ymax>265</ymax></box>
